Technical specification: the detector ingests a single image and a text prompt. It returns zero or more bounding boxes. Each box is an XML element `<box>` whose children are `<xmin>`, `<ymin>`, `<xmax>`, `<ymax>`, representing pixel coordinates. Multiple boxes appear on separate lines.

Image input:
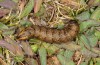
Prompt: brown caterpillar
<box><xmin>17</xmin><ymin>20</ymin><xmax>79</xmax><ymax>43</ymax></box>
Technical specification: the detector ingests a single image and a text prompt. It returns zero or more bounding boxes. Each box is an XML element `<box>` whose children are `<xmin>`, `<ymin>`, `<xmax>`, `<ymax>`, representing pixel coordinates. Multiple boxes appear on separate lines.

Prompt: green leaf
<box><xmin>0</xmin><ymin>34</ymin><xmax>2</xmax><ymax>39</ymax></box>
<box><xmin>85</xmin><ymin>29</ymin><xmax>98</xmax><ymax>47</ymax></box>
<box><xmin>90</xmin><ymin>7</ymin><xmax>100</xmax><ymax>20</ymax></box>
<box><xmin>38</xmin><ymin>47</ymin><xmax>47</xmax><ymax>65</ymax></box>
<box><xmin>19</xmin><ymin>0</ymin><xmax>34</xmax><ymax>19</ymax></box>
<box><xmin>85</xmin><ymin>27</ymin><xmax>95</xmax><ymax>36</ymax></box>
<box><xmin>87</xmin><ymin>35</ymin><xmax>98</xmax><ymax>47</ymax></box>
<box><xmin>79</xmin><ymin>34</ymin><xmax>91</xmax><ymax>49</ymax></box>
<box><xmin>95</xmin><ymin>62</ymin><xmax>100</xmax><ymax>65</ymax></box>
<box><xmin>91</xmin><ymin>48</ymin><xmax>100</xmax><ymax>55</ymax></box>
<box><xmin>31</xmin><ymin>44</ymin><xmax>39</xmax><ymax>52</ymax></box>
<box><xmin>20</xmin><ymin>20</ymin><xmax>32</xmax><ymax>27</ymax></box>
<box><xmin>58</xmin><ymin>49</ymin><xmax>65</xmax><ymax>55</ymax></box>
<box><xmin>89</xmin><ymin>59</ymin><xmax>94</xmax><ymax>65</ymax></box>
<box><xmin>2</xmin><ymin>27</ymin><xmax>15</xmax><ymax>35</ymax></box>
<box><xmin>0</xmin><ymin>0</ymin><xmax>3</xmax><ymax>2</ymax></box>
<box><xmin>80</xmin><ymin>62</ymin><xmax>88</xmax><ymax>65</ymax></box>
<box><xmin>80</xmin><ymin>47</ymin><xmax>94</xmax><ymax>58</ymax></box>
<box><xmin>47</xmin><ymin>45</ymin><xmax>59</xmax><ymax>56</ymax></box>
<box><xmin>78</xmin><ymin>39</ymin><xmax>85</xmax><ymax>47</ymax></box>
<box><xmin>29</xmin><ymin>38</ymin><xmax>41</xmax><ymax>44</ymax></box>
<box><xmin>64</xmin><ymin>50</ymin><xmax>74</xmax><ymax>60</ymax></box>
<box><xmin>80</xmin><ymin>20</ymin><xmax>99</xmax><ymax>32</ymax></box>
<box><xmin>95</xmin><ymin>30</ymin><xmax>100</xmax><ymax>40</ymax></box>
<box><xmin>42</xmin><ymin>42</ymin><xmax>50</xmax><ymax>49</ymax></box>
<box><xmin>80</xmin><ymin>0</ymin><xmax>86</xmax><ymax>5</ymax></box>
<box><xmin>64</xmin><ymin>43</ymin><xmax>81</xmax><ymax>51</ymax></box>
<box><xmin>57</xmin><ymin>54</ymin><xmax>66</xmax><ymax>65</ymax></box>
<box><xmin>94</xmin><ymin>58</ymin><xmax>100</xmax><ymax>65</ymax></box>
<box><xmin>57</xmin><ymin>54</ymin><xmax>75</xmax><ymax>65</ymax></box>
<box><xmin>14</xmin><ymin>55</ymin><xmax>24</xmax><ymax>62</ymax></box>
<box><xmin>12</xmin><ymin>0</ymin><xmax>18</xmax><ymax>3</ymax></box>
<box><xmin>3</xmin><ymin>30</ymin><xmax>15</xmax><ymax>35</ymax></box>
<box><xmin>0</xmin><ymin>22</ymin><xmax>8</xmax><ymax>30</ymax></box>
<box><xmin>76</xmin><ymin>11</ymin><xmax>90</xmax><ymax>21</ymax></box>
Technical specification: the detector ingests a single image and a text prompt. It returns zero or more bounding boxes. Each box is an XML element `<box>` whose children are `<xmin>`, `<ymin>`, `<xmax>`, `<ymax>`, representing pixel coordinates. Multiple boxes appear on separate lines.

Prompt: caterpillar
<box><xmin>17</xmin><ymin>20</ymin><xmax>79</xmax><ymax>43</ymax></box>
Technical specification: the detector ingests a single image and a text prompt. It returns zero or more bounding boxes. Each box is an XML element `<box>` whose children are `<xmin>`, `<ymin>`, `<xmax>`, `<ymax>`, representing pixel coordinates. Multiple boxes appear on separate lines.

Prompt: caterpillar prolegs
<box><xmin>17</xmin><ymin>20</ymin><xmax>79</xmax><ymax>43</ymax></box>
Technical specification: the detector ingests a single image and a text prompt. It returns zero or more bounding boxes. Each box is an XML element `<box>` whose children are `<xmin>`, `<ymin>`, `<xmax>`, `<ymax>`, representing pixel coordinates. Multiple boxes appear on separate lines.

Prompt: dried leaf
<box><xmin>25</xmin><ymin>58</ymin><xmax>38</xmax><ymax>65</ymax></box>
<box><xmin>0</xmin><ymin>9</ymin><xmax>9</xmax><ymax>17</ymax></box>
<box><xmin>0</xmin><ymin>0</ymin><xmax>16</xmax><ymax>9</ymax></box>
<box><xmin>18</xmin><ymin>0</ymin><xmax>26</xmax><ymax>12</ymax></box>
<box><xmin>20</xmin><ymin>41</ymin><xmax>34</xmax><ymax>56</ymax></box>
<box><xmin>81</xmin><ymin>47</ymin><xmax>98</xmax><ymax>58</ymax></box>
<box><xmin>47</xmin><ymin>56</ymin><xmax>61</xmax><ymax>65</ymax></box>
<box><xmin>0</xmin><ymin>40</ymin><xmax>23</xmax><ymax>56</ymax></box>
<box><xmin>34</xmin><ymin>0</ymin><xmax>43</xmax><ymax>13</ymax></box>
<box><xmin>91</xmin><ymin>48</ymin><xmax>100</xmax><ymax>55</ymax></box>
<box><xmin>54</xmin><ymin>42</ymin><xmax>81</xmax><ymax>51</ymax></box>
<box><xmin>34</xmin><ymin>5</ymin><xmax>45</xmax><ymax>16</ymax></box>
<box><xmin>61</xmin><ymin>0</ymin><xmax>80</xmax><ymax>9</ymax></box>
<box><xmin>0</xmin><ymin>57</ymin><xmax>7</xmax><ymax>65</ymax></box>
<box><xmin>88</xmin><ymin>0</ymin><xmax>100</xmax><ymax>7</ymax></box>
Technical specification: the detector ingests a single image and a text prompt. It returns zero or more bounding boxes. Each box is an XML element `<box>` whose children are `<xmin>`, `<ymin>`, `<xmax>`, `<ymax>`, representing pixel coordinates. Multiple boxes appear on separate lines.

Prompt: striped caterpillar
<box><xmin>17</xmin><ymin>20</ymin><xmax>79</xmax><ymax>43</ymax></box>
